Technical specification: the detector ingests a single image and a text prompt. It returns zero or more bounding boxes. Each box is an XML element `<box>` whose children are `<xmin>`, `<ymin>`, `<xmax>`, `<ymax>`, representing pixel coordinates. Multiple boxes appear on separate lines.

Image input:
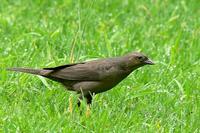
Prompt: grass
<box><xmin>0</xmin><ymin>0</ymin><xmax>200</xmax><ymax>132</ymax></box>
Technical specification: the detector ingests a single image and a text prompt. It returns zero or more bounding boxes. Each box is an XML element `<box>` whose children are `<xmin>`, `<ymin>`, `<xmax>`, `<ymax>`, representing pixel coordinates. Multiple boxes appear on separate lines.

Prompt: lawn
<box><xmin>0</xmin><ymin>0</ymin><xmax>200</xmax><ymax>132</ymax></box>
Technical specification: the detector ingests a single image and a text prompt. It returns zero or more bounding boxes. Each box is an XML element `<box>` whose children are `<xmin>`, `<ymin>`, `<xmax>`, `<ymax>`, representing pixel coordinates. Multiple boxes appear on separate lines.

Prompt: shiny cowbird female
<box><xmin>8</xmin><ymin>52</ymin><xmax>154</xmax><ymax>106</ymax></box>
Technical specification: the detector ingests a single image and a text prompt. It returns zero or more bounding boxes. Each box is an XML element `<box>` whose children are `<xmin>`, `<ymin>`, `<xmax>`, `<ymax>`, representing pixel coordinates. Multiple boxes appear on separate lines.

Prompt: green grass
<box><xmin>0</xmin><ymin>0</ymin><xmax>200</xmax><ymax>132</ymax></box>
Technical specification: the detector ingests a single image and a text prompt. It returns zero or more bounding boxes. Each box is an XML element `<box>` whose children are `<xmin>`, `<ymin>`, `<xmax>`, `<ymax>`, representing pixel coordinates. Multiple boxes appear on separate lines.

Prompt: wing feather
<box><xmin>43</xmin><ymin>62</ymin><xmax>85</xmax><ymax>70</ymax></box>
<box><xmin>48</xmin><ymin>63</ymin><xmax>101</xmax><ymax>81</ymax></box>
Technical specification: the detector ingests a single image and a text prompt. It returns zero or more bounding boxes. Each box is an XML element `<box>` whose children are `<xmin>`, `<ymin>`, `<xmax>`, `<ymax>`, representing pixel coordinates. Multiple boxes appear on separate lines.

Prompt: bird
<box><xmin>7</xmin><ymin>51</ymin><xmax>154</xmax><ymax>106</ymax></box>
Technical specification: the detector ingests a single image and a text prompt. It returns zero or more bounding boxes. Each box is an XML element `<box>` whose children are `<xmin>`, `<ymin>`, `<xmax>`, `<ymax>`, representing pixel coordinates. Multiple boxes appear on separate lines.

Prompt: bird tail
<box><xmin>7</xmin><ymin>67</ymin><xmax>43</xmax><ymax>75</ymax></box>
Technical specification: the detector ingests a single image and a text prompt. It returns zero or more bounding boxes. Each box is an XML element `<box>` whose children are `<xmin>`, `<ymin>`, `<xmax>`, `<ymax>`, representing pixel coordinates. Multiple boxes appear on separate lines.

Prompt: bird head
<box><xmin>125</xmin><ymin>52</ymin><xmax>154</xmax><ymax>69</ymax></box>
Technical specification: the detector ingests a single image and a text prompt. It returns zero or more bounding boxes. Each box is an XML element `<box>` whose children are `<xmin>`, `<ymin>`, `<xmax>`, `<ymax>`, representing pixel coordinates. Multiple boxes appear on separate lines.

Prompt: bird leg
<box><xmin>77</xmin><ymin>94</ymin><xmax>93</xmax><ymax>107</ymax></box>
<box><xmin>86</xmin><ymin>94</ymin><xmax>93</xmax><ymax>105</ymax></box>
<box><xmin>77</xmin><ymin>96</ymin><xmax>82</xmax><ymax>107</ymax></box>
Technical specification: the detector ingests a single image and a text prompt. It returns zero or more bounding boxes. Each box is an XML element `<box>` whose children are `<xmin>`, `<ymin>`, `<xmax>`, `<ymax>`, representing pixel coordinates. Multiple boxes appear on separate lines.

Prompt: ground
<box><xmin>0</xmin><ymin>0</ymin><xmax>200</xmax><ymax>132</ymax></box>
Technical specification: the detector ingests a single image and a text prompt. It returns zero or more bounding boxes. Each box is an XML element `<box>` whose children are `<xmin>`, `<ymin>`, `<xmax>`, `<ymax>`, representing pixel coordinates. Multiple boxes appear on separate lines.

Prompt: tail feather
<box><xmin>7</xmin><ymin>68</ymin><xmax>43</xmax><ymax>75</ymax></box>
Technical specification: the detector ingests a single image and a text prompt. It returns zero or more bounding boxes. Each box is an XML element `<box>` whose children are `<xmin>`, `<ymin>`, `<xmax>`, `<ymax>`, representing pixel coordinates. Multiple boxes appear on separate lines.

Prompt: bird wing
<box><xmin>43</xmin><ymin>62</ymin><xmax>85</xmax><ymax>70</ymax></box>
<box><xmin>44</xmin><ymin>62</ymin><xmax>102</xmax><ymax>81</ymax></box>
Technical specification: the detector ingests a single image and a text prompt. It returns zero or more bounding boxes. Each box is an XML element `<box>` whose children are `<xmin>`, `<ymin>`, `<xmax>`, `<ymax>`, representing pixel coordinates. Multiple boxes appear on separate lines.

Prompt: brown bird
<box><xmin>7</xmin><ymin>52</ymin><xmax>154</xmax><ymax>106</ymax></box>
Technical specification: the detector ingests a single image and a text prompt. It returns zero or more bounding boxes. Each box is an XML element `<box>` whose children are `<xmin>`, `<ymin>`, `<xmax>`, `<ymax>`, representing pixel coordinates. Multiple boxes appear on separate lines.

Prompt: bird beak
<box><xmin>144</xmin><ymin>59</ymin><xmax>154</xmax><ymax>65</ymax></box>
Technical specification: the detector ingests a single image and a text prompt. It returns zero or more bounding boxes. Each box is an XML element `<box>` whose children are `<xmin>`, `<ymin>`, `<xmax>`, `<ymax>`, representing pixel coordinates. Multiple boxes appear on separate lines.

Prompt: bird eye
<box><xmin>137</xmin><ymin>56</ymin><xmax>143</xmax><ymax>61</ymax></box>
